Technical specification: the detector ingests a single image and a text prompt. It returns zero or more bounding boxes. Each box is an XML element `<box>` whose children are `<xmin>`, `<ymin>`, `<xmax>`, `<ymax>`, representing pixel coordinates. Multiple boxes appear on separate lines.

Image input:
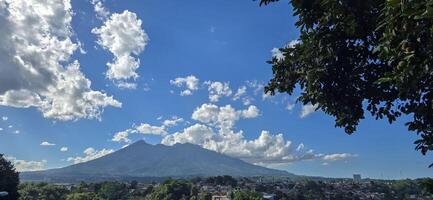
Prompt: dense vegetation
<box><xmin>7</xmin><ymin>177</ymin><xmax>432</xmax><ymax>200</ymax></box>
<box><xmin>261</xmin><ymin>0</ymin><xmax>433</xmax><ymax>164</ymax></box>
<box><xmin>0</xmin><ymin>154</ymin><xmax>19</xmax><ymax>200</ymax></box>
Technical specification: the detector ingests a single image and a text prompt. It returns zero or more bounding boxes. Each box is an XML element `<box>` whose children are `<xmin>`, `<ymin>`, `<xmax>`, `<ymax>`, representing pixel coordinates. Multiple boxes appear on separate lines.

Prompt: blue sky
<box><xmin>0</xmin><ymin>0</ymin><xmax>431</xmax><ymax>179</ymax></box>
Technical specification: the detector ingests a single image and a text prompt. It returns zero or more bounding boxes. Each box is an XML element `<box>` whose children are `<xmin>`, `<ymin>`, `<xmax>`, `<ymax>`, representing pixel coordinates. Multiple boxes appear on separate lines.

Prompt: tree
<box><xmin>260</xmin><ymin>0</ymin><xmax>433</xmax><ymax>165</ymax></box>
<box><xmin>232</xmin><ymin>190</ymin><xmax>263</xmax><ymax>200</ymax></box>
<box><xmin>145</xmin><ymin>180</ymin><xmax>193</xmax><ymax>200</ymax></box>
<box><xmin>419</xmin><ymin>178</ymin><xmax>433</xmax><ymax>194</ymax></box>
<box><xmin>66</xmin><ymin>192</ymin><xmax>102</xmax><ymax>200</ymax></box>
<box><xmin>97</xmin><ymin>182</ymin><xmax>129</xmax><ymax>200</ymax></box>
<box><xmin>0</xmin><ymin>154</ymin><xmax>19</xmax><ymax>200</ymax></box>
<box><xmin>18</xmin><ymin>183</ymin><xmax>69</xmax><ymax>200</ymax></box>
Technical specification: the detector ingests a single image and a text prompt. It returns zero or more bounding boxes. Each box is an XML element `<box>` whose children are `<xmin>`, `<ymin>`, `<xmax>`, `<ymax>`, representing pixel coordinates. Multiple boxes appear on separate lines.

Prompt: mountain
<box><xmin>22</xmin><ymin>140</ymin><xmax>292</xmax><ymax>182</ymax></box>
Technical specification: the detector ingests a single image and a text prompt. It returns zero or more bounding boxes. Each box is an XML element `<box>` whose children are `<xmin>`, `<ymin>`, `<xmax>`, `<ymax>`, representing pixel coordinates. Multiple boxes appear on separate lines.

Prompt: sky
<box><xmin>0</xmin><ymin>0</ymin><xmax>431</xmax><ymax>179</ymax></box>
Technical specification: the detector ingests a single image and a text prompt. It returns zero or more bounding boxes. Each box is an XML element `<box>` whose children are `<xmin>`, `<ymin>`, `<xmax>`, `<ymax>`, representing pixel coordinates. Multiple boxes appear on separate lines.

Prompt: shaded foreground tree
<box><xmin>260</xmin><ymin>0</ymin><xmax>433</xmax><ymax>165</ymax></box>
<box><xmin>0</xmin><ymin>154</ymin><xmax>19</xmax><ymax>200</ymax></box>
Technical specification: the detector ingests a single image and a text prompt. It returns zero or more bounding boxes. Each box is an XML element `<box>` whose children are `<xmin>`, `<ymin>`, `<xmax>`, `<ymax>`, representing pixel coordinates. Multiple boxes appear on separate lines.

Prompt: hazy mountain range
<box><xmin>22</xmin><ymin>140</ymin><xmax>291</xmax><ymax>182</ymax></box>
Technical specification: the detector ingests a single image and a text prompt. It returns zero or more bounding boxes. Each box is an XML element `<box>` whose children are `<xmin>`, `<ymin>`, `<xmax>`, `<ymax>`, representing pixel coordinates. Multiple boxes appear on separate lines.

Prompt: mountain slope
<box><xmin>22</xmin><ymin>141</ymin><xmax>291</xmax><ymax>182</ymax></box>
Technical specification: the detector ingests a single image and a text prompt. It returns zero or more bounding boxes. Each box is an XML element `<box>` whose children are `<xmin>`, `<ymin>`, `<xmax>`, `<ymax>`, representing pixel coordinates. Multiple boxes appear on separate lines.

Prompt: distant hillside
<box><xmin>22</xmin><ymin>140</ymin><xmax>292</xmax><ymax>182</ymax></box>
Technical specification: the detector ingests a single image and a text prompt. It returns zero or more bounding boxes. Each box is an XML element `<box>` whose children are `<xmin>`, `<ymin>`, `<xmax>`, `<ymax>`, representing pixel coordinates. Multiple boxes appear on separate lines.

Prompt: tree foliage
<box><xmin>0</xmin><ymin>154</ymin><xmax>19</xmax><ymax>200</ymax></box>
<box><xmin>419</xmin><ymin>178</ymin><xmax>433</xmax><ymax>194</ymax></box>
<box><xmin>145</xmin><ymin>180</ymin><xmax>195</xmax><ymax>200</ymax></box>
<box><xmin>231</xmin><ymin>190</ymin><xmax>263</xmax><ymax>200</ymax></box>
<box><xmin>18</xmin><ymin>183</ymin><xmax>69</xmax><ymax>200</ymax></box>
<box><xmin>261</xmin><ymin>0</ymin><xmax>433</xmax><ymax>165</ymax></box>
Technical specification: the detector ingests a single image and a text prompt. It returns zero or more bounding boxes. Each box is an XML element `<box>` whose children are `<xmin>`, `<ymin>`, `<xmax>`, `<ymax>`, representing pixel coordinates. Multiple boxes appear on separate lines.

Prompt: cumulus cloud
<box><xmin>14</xmin><ymin>130</ymin><xmax>19</xmax><ymax>134</ymax></box>
<box><xmin>60</xmin><ymin>147</ymin><xmax>68</xmax><ymax>152</ymax></box>
<box><xmin>92</xmin><ymin>10</ymin><xmax>148</xmax><ymax>87</ymax></box>
<box><xmin>112</xmin><ymin>130</ymin><xmax>131</xmax><ymax>143</ymax></box>
<box><xmin>205</xmin><ymin>81</ymin><xmax>232</xmax><ymax>102</ymax></box>
<box><xmin>162</xmin><ymin>124</ymin><xmax>215</xmax><ymax>145</ymax></box>
<box><xmin>163</xmin><ymin>117</ymin><xmax>184</xmax><ymax>127</ymax></box>
<box><xmin>67</xmin><ymin>147</ymin><xmax>114</xmax><ymax>164</ymax></box>
<box><xmin>300</xmin><ymin>104</ymin><xmax>318</xmax><ymax>118</ymax></box>
<box><xmin>192</xmin><ymin>104</ymin><xmax>259</xmax><ymax>131</ymax></box>
<box><xmin>160</xmin><ymin>102</ymin><xmax>354</xmax><ymax>166</ymax></box>
<box><xmin>162</xmin><ymin>126</ymin><xmax>319</xmax><ymax>164</ymax></box>
<box><xmin>6</xmin><ymin>156</ymin><xmax>46</xmax><ymax>172</ymax></box>
<box><xmin>40</xmin><ymin>141</ymin><xmax>56</xmax><ymax>146</ymax></box>
<box><xmin>232</xmin><ymin>86</ymin><xmax>254</xmax><ymax>105</ymax></box>
<box><xmin>2</xmin><ymin>116</ymin><xmax>7</xmax><ymax>121</ymax></box>
<box><xmin>233</xmin><ymin>86</ymin><xmax>247</xmax><ymax>101</ymax></box>
<box><xmin>170</xmin><ymin>75</ymin><xmax>199</xmax><ymax>96</ymax></box>
<box><xmin>112</xmin><ymin>122</ymin><xmax>168</xmax><ymax>143</ymax></box>
<box><xmin>90</xmin><ymin>0</ymin><xmax>110</xmax><ymax>20</ymax></box>
<box><xmin>246</xmin><ymin>80</ymin><xmax>272</xmax><ymax>101</ymax></box>
<box><xmin>0</xmin><ymin>0</ymin><xmax>121</xmax><ymax>121</ymax></box>
<box><xmin>322</xmin><ymin>153</ymin><xmax>357</xmax><ymax>161</ymax></box>
<box><xmin>136</xmin><ymin>123</ymin><xmax>167</xmax><ymax>135</ymax></box>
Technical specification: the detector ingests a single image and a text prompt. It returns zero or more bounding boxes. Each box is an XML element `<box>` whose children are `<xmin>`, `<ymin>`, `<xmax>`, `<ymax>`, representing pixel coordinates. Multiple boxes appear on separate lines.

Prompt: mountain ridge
<box><xmin>21</xmin><ymin>140</ymin><xmax>293</xmax><ymax>182</ymax></box>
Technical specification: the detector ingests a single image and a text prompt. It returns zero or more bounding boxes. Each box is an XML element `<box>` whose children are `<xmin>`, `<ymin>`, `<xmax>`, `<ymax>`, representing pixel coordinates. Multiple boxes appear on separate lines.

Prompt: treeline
<box><xmin>14</xmin><ymin>179</ymin><xmax>262</xmax><ymax>200</ymax></box>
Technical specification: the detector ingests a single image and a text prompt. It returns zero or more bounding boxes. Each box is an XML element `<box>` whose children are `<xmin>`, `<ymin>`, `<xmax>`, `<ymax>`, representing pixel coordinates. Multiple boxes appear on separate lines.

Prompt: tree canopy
<box><xmin>261</xmin><ymin>0</ymin><xmax>433</xmax><ymax>165</ymax></box>
<box><xmin>0</xmin><ymin>154</ymin><xmax>19</xmax><ymax>200</ymax></box>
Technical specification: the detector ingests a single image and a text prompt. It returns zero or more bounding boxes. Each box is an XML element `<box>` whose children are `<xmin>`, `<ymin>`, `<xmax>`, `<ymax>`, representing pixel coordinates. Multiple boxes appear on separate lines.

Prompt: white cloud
<box><xmin>2</xmin><ymin>116</ymin><xmax>7</xmax><ymax>121</ymax></box>
<box><xmin>286</xmin><ymin>40</ymin><xmax>301</xmax><ymax>48</ymax></box>
<box><xmin>92</xmin><ymin>10</ymin><xmax>148</xmax><ymax>86</ymax></box>
<box><xmin>163</xmin><ymin>117</ymin><xmax>184</xmax><ymax>127</ymax></box>
<box><xmin>6</xmin><ymin>156</ymin><xmax>47</xmax><ymax>172</ymax></box>
<box><xmin>232</xmin><ymin>86</ymin><xmax>254</xmax><ymax>105</ymax></box>
<box><xmin>170</xmin><ymin>75</ymin><xmax>199</xmax><ymax>96</ymax></box>
<box><xmin>135</xmin><ymin>123</ymin><xmax>167</xmax><ymax>135</ymax></box>
<box><xmin>112</xmin><ymin>121</ymin><xmax>169</xmax><ymax>143</ymax></box>
<box><xmin>116</xmin><ymin>81</ymin><xmax>137</xmax><ymax>90</ymax></box>
<box><xmin>322</xmin><ymin>153</ymin><xmax>357</xmax><ymax>161</ymax></box>
<box><xmin>286</xmin><ymin>103</ymin><xmax>295</xmax><ymax>111</ymax></box>
<box><xmin>60</xmin><ymin>147</ymin><xmax>68</xmax><ymax>152</ymax></box>
<box><xmin>205</xmin><ymin>81</ymin><xmax>232</xmax><ymax>102</ymax></box>
<box><xmin>90</xmin><ymin>0</ymin><xmax>110</xmax><ymax>20</ymax></box>
<box><xmin>0</xmin><ymin>128</ymin><xmax>3</xmax><ymax>131</ymax></box>
<box><xmin>162</xmin><ymin>124</ymin><xmax>215</xmax><ymax>145</ymax></box>
<box><xmin>300</xmin><ymin>104</ymin><xmax>318</xmax><ymax>118</ymax></box>
<box><xmin>0</xmin><ymin>0</ymin><xmax>121</xmax><ymax>121</ymax></box>
<box><xmin>296</xmin><ymin>143</ymin><xmax>304</xmax><ymax>151</ymax></box>
<box><xmin>14</xmin><ymin>130</ymin><xmax>19</xmax><ymax>134</ymax></box>
<box><xmin>271</xmin><ymin>48</ymin><xmax>285</xmax><ymax>61</ymax></box>
<box><xmin>162</xmin><ymin>126</ymin><xmax>319</xmax><ymax>164</ymax></box>
<box><xmin>241</xmin><ymin>105</ymin><xmax>260</xmax><ymax>118</ymax></box>
<box><xmin>233</xmin><ymin>86</ymin><xmax>247</xmax><ymax>101</ymax></box>
<box><xmin>160</xmin><ymin>102</ymin><xmax>354</xmax><ymax>166</ymax></box>
<box><xmin>242</xmin><ymin>97</ymin><xmax>253</xmax><ymax>106</ymax></box>
<box><xmin>8</xmin><ymin>125</ymin><xmax>12</xmax><ymax>128</ymax></box>
<box><xmin>246</xmin><ymin>80</ymin><xmax>272</xmax><ymax>101</ymax></box>
<box><xmin>67</xmin><ymin>147</ymin><xmax>114</xmax><ymax>164</ymax></box>
<box><xmin>40</xmin><ymin>141</ymin><xmax>56</xmax><ymax>146</ymax></box>
<box><xmin>192</xmin><ymin>104</ymin><xmax>259</xmax><ymax>131</ymax></box>
<box><xmin>270</xmin><ymin>40</ymin><xmax>300</xmax><ymax>62</ymax></box>
<box><xmin>112</xmin><ymin>130</ymin><xmax>131</xmax><ymax>143</ymax></box>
